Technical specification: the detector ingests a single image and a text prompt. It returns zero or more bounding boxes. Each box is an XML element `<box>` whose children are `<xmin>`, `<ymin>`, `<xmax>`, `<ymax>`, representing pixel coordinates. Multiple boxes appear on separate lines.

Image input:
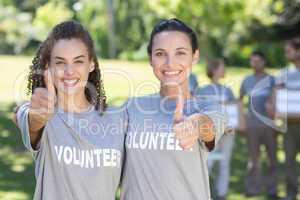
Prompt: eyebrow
<box><xmin>54</xmin><ymin>55</ymin><xmax>85</xmax><ymax>60</ymax></box>
<box><xmin>154</xmin><ymin>48</ymin><xmax>164</xmax><ymax>52</ymax></box>
<box><xmin>176</xmin><ymin>47</ymin><xmax>188</xmax><ymax>50</ymax></box>
<box><xmin>54</xmin><ymin>56</ymin><xmax>65</xmax><ymax>60</ymax></box>
<box><xmin>153</xmin><ymin>47</ymin><xmax>189</xmax><ymax>52</ymax></box>
<box><xmin>74</xmin><ymin>55</ymin><xmax>85</xmax><ymax>59</ymax></box>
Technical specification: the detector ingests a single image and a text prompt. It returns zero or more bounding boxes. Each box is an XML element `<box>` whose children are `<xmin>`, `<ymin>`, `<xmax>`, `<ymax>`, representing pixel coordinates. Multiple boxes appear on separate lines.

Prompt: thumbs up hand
<box><xmin>29</xmin><ymin>68</ymin><xmax>57</xmax><ymax>129</ymax></box>
<box><xmin>173</xmin><ymin>98</ymin><xmax>215</xmax><ymax>150</ymax></box>
<box><xmin>173</xmin><ymin>95</ymin><xmax>184</xmax><ymax>124</ymax></box>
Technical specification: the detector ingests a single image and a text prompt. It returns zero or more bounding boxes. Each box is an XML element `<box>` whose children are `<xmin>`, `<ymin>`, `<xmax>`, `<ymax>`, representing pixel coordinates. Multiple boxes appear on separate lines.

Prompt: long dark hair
<box><xmin>27</xmin><ymin>20</ymin><xmax>106</xmax><ymax>112</ymax></box>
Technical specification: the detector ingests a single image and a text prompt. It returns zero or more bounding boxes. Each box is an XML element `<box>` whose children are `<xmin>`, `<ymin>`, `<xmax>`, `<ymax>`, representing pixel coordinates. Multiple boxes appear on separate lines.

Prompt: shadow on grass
<box><xmin>210</xmin><ymin>131</ymin><xmax>299</xmax><ymax>200</ymax></box>
<box><xmin>0</xmin><ymin>102</ymin><xmax>35</xmax><ymax>200</ymax></box>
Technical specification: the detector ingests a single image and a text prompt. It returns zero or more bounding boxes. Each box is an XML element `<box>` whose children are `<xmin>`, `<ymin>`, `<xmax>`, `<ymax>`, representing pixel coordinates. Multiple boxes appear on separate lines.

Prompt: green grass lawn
<box><xmin>0</xmin><ymin>55</ymin><xmax>299</xmax><ymax>200</ymax></box>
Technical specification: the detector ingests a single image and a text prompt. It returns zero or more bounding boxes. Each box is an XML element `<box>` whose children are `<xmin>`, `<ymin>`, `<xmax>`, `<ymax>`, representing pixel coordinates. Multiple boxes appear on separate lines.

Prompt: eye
<box><xmin>176</xmin><ymin>51</ymin><xmax>186</xmax><ymax>56</ymax></box>
<box><xmin>155</xmin><ymin>51</ymin><xmax>164</xmax><ymax>57</ymax></box>
<box><xmin>55</xmin><ymin>61</ymin><xmax>64</xmax><ymax>65</ymax></box>
<box><xmin>74</xmin><ymin>60</ymin><xmax>84</xmax><ymax>64</ymax></box>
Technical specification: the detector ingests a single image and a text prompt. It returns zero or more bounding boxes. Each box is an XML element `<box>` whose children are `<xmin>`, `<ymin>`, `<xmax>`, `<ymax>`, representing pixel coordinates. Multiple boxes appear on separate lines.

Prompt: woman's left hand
<box><xmin>173</xmin><ymin>113</ymin><xmax>215</xmax><ymax>150</ymax></box>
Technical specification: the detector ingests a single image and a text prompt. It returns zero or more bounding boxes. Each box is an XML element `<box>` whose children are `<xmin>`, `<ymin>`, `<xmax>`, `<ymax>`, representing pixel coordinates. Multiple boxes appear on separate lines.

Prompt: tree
<box><xmin>0</xmin><ymin>4</ymin><xmax>33</xmax><ymax>54</ymax></box>
<box><xmin>32</xmin><ymin>1</ymin><xmax>73</xmax><ymax>41</ymax></box>
<box><xmin>249</xmin><ymin>0</ymin><xmax>300</xmax><ymax>41</ymax></box>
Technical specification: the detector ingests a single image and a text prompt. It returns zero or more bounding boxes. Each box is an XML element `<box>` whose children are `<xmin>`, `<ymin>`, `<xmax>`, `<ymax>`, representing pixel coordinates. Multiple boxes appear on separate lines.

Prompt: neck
<box><xmin>254</xmin><ymin>70</ymin><xmax>265</xmax><ymax>76</ymax></box>
<box><xmin>57</xmin><ymin>91</ymin><xmax>91</xmax><ymax>113</ymax></box>
<box><xmin>160</xmin><ymin>80</ymin><xmax>191</xmax><ymax>100</ymax></box>
<box><xmin>211</xmin><ymin>77</ymin><xmax>219</xmax><ymax>84</ymax></box>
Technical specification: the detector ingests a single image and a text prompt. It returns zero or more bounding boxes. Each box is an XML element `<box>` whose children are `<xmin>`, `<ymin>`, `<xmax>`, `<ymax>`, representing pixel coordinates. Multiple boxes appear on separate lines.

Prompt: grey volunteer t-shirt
<box><xmin>240</xmin><ymin>74</ymin><xmax>275</xmax><ymax>127</ymax></box>
<box><xmin>120</xmin><ymin>94</ymin><xmax>226</xmax><ymax>200</ymax></box>
<box><xmin>195</xmin><ymin>83</ymin><xmax>235</xmax><ymax>102</ymax></box>
<box><xmin>17</xmin><ymin>103</ymin><xmax>126</xmax><ymax>200</ymax></box>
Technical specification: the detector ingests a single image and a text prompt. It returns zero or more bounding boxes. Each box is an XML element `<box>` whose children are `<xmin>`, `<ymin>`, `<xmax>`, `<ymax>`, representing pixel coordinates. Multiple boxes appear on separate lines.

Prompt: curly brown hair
<box><xmin>27</xmin><ymin>20</ymin><xmax>107</xmax><ymax>112</ymax></box>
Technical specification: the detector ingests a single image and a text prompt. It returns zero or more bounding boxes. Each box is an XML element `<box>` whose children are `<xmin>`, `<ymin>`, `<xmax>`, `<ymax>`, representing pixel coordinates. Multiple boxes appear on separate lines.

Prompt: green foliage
<box><xmin>32</xmin><ymin>1</ymin><xmax>73</xmax><ymax>41</ymax></box>
<box><xmin>0</xmin><ymin>5</ymin><xmax>32</xmax><ymax>54</ymax></box>
<box><xmin>74</xmin><ymin>0</ymin><xmax>108</xmax><ymax>57</ymax></box>
<box><xmin>0</xmin><ymin>0</ymin><xmax>299</xmax><ymax>66</ymax></box>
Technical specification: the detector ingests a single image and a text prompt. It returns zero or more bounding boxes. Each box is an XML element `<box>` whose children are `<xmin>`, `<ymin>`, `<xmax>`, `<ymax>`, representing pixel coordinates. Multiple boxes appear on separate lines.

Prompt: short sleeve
<box><xmin>120</xmin><ymin>100</ymin><xmax>130</xmax><ymax>136</ymax></box>
<box><xmin>189</xmin><ymin>73</ymin><xmax>199</xmax><ymax>95</ymax></box>
<box><xmin>226</xmin><ymin>87</ymin><xmax>236</xmax><ymax>102</ymax></box>
<box><xmin>16</xmin><ymin>102</ymin><xmax>40</xmax><ymax>153</ymax></box>
<box><xmin>239</xmin><ymin>78</ymin><xmax>246</xmax><ymax>99</ymax></box>
<box><xmin>194</xmin><ymin>86</ymin><xmax>210</xmax><ymax>98</ymax></box>
<box><xmin>269</xmin><ymin>75</ymin><xmax>275</xmax><ymax>88</ymax></box>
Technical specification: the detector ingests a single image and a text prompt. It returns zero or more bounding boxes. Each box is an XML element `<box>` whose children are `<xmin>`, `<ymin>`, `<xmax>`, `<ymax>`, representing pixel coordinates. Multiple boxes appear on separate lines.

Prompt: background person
<box><xmin>196</xmin><ymin>58</ymin><xmax>235</xmax><ymax>200</ymax></box>
<box><xmin>240</xmin><ymin>51</ymin><xmax>278</xmax><ymax>199</ymax></box>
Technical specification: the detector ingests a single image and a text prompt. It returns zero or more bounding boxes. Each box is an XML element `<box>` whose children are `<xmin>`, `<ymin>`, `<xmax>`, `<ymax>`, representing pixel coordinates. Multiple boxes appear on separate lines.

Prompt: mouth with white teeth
<box><xmin>163</xmin><ymin>70</ymin><xmax>182</xmax><ymax>77</ymax></box>
<box><xmin>62</xmin><ymin>78</ymin><xmax>80</xmax><ymax>87</ymax></box>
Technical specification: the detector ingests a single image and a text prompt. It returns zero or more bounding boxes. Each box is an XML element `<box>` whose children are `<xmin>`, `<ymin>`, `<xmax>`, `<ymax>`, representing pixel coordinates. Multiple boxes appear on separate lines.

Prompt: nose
<box><xmin>165</xmin><ymin>55</ymin><xmax>175</xmax><ymax>68</ymax></box>
<box><xmin>64</xmin><ymin>64</ymin><xmax>75</xmax><ymax>76</ymax></box>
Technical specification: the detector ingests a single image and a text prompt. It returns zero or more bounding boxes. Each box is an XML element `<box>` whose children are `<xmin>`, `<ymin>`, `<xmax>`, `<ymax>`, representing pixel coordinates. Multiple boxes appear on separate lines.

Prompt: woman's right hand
<box><xmin>28</xmin><ymin>69</ymin><xmax>56</xmax><ymax>132</ymax></box>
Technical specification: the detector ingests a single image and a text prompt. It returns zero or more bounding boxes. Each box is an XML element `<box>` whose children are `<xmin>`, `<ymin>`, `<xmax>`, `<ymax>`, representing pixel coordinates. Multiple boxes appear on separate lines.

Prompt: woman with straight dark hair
<box><xmin>120</xmin><ymin>18</ymin><xmax>227</xmax><ymax>200</ymax></box>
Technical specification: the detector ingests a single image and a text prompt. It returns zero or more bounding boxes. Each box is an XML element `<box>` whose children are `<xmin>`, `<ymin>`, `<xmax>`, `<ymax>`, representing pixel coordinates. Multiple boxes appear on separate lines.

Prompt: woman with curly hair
<box><xmin>14</xmin><ymin>20</ymin><xmax>126</xmax><ymax>200</ymax></box>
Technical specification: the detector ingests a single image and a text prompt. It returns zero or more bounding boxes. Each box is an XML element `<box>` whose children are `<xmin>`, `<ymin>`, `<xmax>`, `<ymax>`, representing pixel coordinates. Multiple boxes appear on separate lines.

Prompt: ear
<box><xmin>192</xmin><ymin>49</ymin><xmax>200</xmax><ymax>65</ymax></box>
<box><xmin>89</xmin><ymin>61</ymin><xmax>95</xmax><ymax>72</ymax></box>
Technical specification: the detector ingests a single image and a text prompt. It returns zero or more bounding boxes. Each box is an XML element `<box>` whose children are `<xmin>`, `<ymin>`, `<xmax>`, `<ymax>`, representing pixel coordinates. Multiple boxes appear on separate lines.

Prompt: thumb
<box><xmin>44</xmin><ymin>68</ymin><xmax>56</xmax><ymax>101</ymax></box>
<box><xmin>174</xmin><ymin>95</ymin><xmax>184</xmax><ymax>124</ymax></box>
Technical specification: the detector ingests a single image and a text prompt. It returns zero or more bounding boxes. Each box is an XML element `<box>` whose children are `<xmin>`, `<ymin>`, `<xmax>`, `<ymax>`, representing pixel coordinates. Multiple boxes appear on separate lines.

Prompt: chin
<box><xmin>161</xmin><ymin>79</ymin><xmax>184</xmax><ymax>86</ymax></box>
<box><xmin>59</xmin><ymin>86</ymin><xmax>83</xmax><ymax>95</ymax></box>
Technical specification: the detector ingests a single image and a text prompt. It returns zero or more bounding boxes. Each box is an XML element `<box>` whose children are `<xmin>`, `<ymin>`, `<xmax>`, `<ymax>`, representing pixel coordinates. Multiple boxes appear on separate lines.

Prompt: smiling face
<box><xmin>213</xmin><ymin>63</ymin><xmax>225</xmax><ymax>80</ymax></box>
<box><xmin>285</xmin><ymin>42</ymin><xmax>300</xmax><ymax>62</ymax></box>
<box><xmin>250</xmin><ymin>55</ymin><xmax>265</xmax><ymax>72</ymax></box>
<box><xmin>49</xmin><ymin>38</ymin><xmax>94</xmax><ymax>97</ymax></box>
<box><xmin>150</xmin><ymin>31</ymin><xmax>199</xmax><ymax>87</ymax></box>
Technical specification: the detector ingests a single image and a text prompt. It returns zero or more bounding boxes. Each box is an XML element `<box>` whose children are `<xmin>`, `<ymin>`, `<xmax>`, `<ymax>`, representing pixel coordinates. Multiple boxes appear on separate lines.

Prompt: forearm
<box><xmin>28</xmin><ymin>110</ymin><xmax>45</xmax><ymax>148</ymax></box>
